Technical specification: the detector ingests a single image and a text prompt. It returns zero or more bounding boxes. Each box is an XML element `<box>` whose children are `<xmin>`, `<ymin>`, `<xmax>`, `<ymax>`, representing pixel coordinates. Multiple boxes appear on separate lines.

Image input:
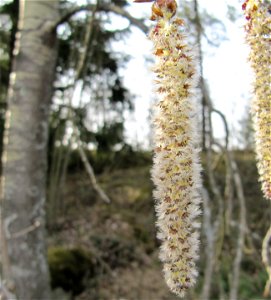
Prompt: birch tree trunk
<box><xmin>1</xmin><ymin>0</ymin><xmax>59</xmax><ymax>298</ymax></box>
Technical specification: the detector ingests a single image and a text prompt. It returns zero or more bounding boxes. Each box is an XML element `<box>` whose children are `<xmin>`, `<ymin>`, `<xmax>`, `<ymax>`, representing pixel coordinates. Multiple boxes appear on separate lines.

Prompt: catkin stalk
<box><xmin>146</xmin><ymin>0</ymin><xmax>202</xmax><ymax>297</ymax></box>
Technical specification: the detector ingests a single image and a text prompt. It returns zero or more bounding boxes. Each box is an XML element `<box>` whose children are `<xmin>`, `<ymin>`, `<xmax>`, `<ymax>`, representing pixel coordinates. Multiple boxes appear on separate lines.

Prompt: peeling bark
<box><xmin>1</xmin><ymin>0</ymin><xmax>59</xmax><ymax>298</ymax></box>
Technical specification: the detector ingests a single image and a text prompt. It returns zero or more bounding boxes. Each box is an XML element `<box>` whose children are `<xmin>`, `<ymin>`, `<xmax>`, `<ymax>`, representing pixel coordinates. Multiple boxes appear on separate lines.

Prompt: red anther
<box><xmin>153</xmin><ymin>24</ymin><xmax>161</xmax><ymax>35</ymax></box>
<box><xmin>242</xmin><ymin>0</ymin><xmax>249</xmax><ymax>10</ymax></box>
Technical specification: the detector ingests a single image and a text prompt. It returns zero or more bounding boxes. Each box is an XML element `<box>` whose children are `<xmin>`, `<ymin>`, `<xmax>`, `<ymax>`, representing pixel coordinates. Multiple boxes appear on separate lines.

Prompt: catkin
<box><xmin>149</xmin><ymin>0</ymin><xmax>202</xmax><ymax>297</ymax></box>
<box><xmin>243</xmin><ymin>0</ymin><xmax>271</xmax><ymax>200</ymax></box>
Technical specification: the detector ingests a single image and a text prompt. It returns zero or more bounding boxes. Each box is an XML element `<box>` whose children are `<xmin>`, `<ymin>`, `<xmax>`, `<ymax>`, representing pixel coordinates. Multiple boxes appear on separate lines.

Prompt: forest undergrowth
<box><xmin>47</xmin><ymin>150</ymin><xmax>270</xmax><ymax>300</ymax></box>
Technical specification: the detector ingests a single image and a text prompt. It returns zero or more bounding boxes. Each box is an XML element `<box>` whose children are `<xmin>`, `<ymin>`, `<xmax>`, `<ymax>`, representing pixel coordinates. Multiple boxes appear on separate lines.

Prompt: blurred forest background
<box><xmin>0</xmin><ymin>0</ymin><xmax>270</xmax><ymax>299</ymax></box>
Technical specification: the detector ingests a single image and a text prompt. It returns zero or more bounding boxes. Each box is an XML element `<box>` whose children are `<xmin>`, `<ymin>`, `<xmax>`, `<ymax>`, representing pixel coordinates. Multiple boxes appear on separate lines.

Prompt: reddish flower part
<box><xmin>242</xmin><ymin>2</ymin><xmax>247</xmax><ymax>10</ymax></box>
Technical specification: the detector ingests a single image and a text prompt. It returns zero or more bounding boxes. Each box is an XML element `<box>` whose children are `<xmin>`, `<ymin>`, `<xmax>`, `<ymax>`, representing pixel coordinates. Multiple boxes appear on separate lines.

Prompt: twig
<box><xmin>262</xmin><ymin>226</ymin><xmax>271</xmax><ymax>298</ymax></box>
<box><xmin>0</xmin><ymin>282</ymin><xmax>17</xmax><ymax>300</ymax></box>
<box><xmin>3</xmin><ymin>214</ymin><xmax>17</xmax><ymax>239</ymax></box>
<box><xmin>54</xmin><ymin>3</ymin><xmax>148</xmax><ymax>34</ymax></box>
<box><xmin>71</xmin><ymin>6</ymin><xmax>111</xmax><ymax>205</ymax></box>
<box><xmin>4</xmin><ymin>214</ymin><xmax>41</xmax><ymax>240</ymax></box>
<box><xmin>7</xmin><ymin>220</ymin><xmax>41</xmax><ymax>240</ymax></box>
<box><xmin>224</xmin><ymin>155</ymin><xmax>233</xmax><ymax>235</ymax></box>
<box><xmin>75</xmin><ymin>1</ymin><xmax>99</xmax><ymax>82</ymax></box>
<box><xmin>229</xmin><ymin>158</ymin><xmax>247</xmax><ymax>300</ymax></box>
<box><xmin>77</xmin><ymin>144</ymin><xmax>110</xmax><ymax>204</ymax></box>
<box><xmin>211</xmin><ymin>108</ymin><xmax>229</xmax><ymax>149</ymax></box>
<box><xmin>200</xmin><ymin>96</ymin><xmax>225</xmax><ymax>300</ymax></box>
<box><xmin>201</xmin><ymin>188</ymin><xmax>216</xmax><ymax>300</ymax></box>
<box><xmin>211</xmin><ymin>108</ymin><xmax>247</xmax><ymax>300</ymax></box>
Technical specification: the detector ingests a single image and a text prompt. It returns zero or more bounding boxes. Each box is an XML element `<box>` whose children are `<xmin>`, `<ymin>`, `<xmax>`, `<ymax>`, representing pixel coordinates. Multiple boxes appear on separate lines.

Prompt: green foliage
<box><xmin>239</xmin><ymin>270</ymin><xmax>267</xmax><ymax>300</ymax></box>
<box><xmin>48</xmin><ymin>247</ymin><xmax>96</xmax><ymax>296</ymax></box>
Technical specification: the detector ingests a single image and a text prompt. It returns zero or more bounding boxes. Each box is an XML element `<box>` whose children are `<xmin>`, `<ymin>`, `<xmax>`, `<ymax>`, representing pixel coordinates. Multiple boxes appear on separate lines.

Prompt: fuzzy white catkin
<box><xmin>149</xmin><ymin>2</ymin><xmax>202</xmax><ymax>297</ymax></box>
<box><xmin>243</xmin><ymin>0</ymin><xmax>271</xmax><ymax>295</ymax></box>
<box><xmin>243</xmin><ymin>0</ymin><xmax>271</xmax><ymax>200</ymax></box>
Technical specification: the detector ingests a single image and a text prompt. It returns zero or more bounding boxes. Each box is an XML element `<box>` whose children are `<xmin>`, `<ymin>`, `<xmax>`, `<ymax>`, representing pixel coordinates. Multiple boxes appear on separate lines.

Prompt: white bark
<box><xmin>1</xmin><ymin>0</ymin><xmax>59</xmax><ymax>298</ymax></box>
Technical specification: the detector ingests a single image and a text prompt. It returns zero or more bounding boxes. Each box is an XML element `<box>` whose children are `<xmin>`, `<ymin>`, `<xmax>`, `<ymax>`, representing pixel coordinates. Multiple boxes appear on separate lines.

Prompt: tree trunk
<box><xmin>1</xmin><ymin>0</ymin><xmax>59</xmax><ymax>298</ymax></box>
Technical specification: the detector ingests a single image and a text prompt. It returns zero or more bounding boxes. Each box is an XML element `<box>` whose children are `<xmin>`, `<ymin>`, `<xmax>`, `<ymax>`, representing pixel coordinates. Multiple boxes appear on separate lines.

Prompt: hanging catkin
<box><xmin>243</xmin><ymin>0</ymin><xmax>271</xmax><ymax>296</ymax></box>
<box><xmin>242</xmin><ymin>0</ymin><xmax>271</xmax><ymax>200</ymax></box>
<box><xmin>134</xmin><ymin>0</ymin><xmax>202</xmax><ymax>296</ymax></box>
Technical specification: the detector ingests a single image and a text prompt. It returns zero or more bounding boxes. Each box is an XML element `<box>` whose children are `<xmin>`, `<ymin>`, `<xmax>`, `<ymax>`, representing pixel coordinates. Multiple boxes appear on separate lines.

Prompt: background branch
<box><xmin>54</xmin><ymin>3</ymin><xmax>149</xmax><ymax>34</ymax></box>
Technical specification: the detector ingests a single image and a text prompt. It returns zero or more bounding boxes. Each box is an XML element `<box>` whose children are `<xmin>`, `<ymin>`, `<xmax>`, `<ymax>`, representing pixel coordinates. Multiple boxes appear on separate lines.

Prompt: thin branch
<box><xmin>7</xmin><ymin>220</ymin><xmax>41</xmax><ymax>240</ymax></box>
<box><xmin>0</xmin><ymin>282</ymin><xmax>17</xmax><ymax>300</ymax></box>
<box><xmin>200</xmin><ymin>92</ymin><xmax>225</xmax><ymax>300</ymax></box>
<box><xmin>224</xmin><ymin>154</ymin><xmax>233</xmax><ymax>235</ymax></box>
<box><xmin>75</xmin><ymin>1</ymin><xmax>99</xmax><ymax>81</ymax></box>
<box><xmin>229</xmin><ymin>157</ymin><xmax>247</xmax><ymax>300</ymax></box>
<box><xmin>71</xmin><ymin>7</ymin><xmax>111</xmax><ymax>204</ymax></box>
<box><xmin>210</xmin><ymin>106</ymin><xmax>232</xmax><ymax>235</ymax></box>
<box><xmin>0</xmin><ymin>212</ymin><xmax>11</xmax><ymax>288</ymax></box>
<box><xmin>3</xmin><ymin>214</ymin><xmax>17</xmax><ymax>239</ymax></box>
<box><xmin>211</xmin><ymin>108</ymin><xmax>229</xmax><ymax>149</ymax></box>
<box><xmin>77</xmin><ymin>143</ymin><xmax>110</xmax><ymax>204</ymax></box>
<box><xmin>201</xmin><ymin>188</ymin><xmax>216</xmax><ymax>300</ymax></box>
<box><xmin>48</xmin><ymin>7</ymin><xmax>111</xmax><ymax>224</ymax></box>
<box><xmin>54</xmin><ymin>3</ymin><xmax>149</xmax><ymax>34</ymax></box>
<box><xmin>211</xmin><ymin>106</ymin><xmax>247</xmax><ymax>300</ymax></box>
<box><xmin>3</xmin><ymin>213</ymin><xmax>41</xmax><ymax>240</ymax></box>
<box><xmin>262</xmin><ymin>226</ymin><xmax>271</xmax><ymax>298</ymax></box>
<box><xmin>102</xmin><ymin>3</ymin><xmax>148</xmax><ymax>33</ymax></box>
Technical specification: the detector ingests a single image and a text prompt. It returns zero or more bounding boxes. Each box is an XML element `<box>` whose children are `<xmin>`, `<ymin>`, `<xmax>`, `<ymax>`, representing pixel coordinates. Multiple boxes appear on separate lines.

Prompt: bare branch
<box><xmin>229</xmin><ymin>158</ymin><xmax>247</xmax><ymax>300</ymax></box>
<box><xmin>54</xmin><ymin>3</ymin><xmax>149</xmax><ymax>34</ymax></box>
<box><xmin>0</xmin><ymin>282</ymin><xmax>17</xmax><ymax>300</ymax></box>
<box><xmin>201</xmin><ymin>188</ymin><xmax>216</xmax><ymax>300</ymax></box>
<box><xmin>102</xmin><ymin>3</ymin><xmax>149</xmax><ymax>33</ymax></box>
<box><xmin>3</xmin><ymin>214</ymin><xmax>41</xmax><ymax>240</ymax></box>
<box><xmin>211</xmin><ymin>108</ymin><xmax>229</xmax><ymax>149</ymax></box>
<box><xmin>262</xmin><ymin>226</ymin><xmax>271</xmax><ymax>298</ymax></box>
<box><xmin>75</xmin><ymin>2</ymin><xmax>98</xmax><ymax>81</ymax></box>
<box><xmin>77</xmin><ymin>144</ymin><xmax>111</xmax><ymax>204</ymax></box>
<box><xmin>8</xmin><ymin>220</ymin><xmax>41</xmax><ymax>240</ymax></box>
<box><xmin>210</xmin><ymin>106</ymin><xmax>248</xmax><ymax>300</ymax></box>
<box><xmin>3</xmin><ymin>214</ymin><xmax>17</xmax><ymax>239</ymax></box>
<box><xmin>200</xmin><ymin>90</ymin><xmax>225</xmax><ymax>300</ymax></box>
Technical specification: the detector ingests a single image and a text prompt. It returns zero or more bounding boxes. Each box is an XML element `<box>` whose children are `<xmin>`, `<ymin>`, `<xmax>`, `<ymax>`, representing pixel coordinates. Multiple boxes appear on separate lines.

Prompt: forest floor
<box><xmin>47</xmin><ymin>151</ymin><xmax>270</xmax><ymax>300</ymax></box>
<box><xmin>48</xmin><ymin>165</ymin><xmax>180</xmax><ymax>300</ymax></box>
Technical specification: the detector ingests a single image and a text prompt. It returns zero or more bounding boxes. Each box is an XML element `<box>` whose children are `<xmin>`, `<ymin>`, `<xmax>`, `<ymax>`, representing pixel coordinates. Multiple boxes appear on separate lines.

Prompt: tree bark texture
<box><xmin>1</xmin><ymin>0</ymin><xmax>59</xmax><ymax>298</ymax></box>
